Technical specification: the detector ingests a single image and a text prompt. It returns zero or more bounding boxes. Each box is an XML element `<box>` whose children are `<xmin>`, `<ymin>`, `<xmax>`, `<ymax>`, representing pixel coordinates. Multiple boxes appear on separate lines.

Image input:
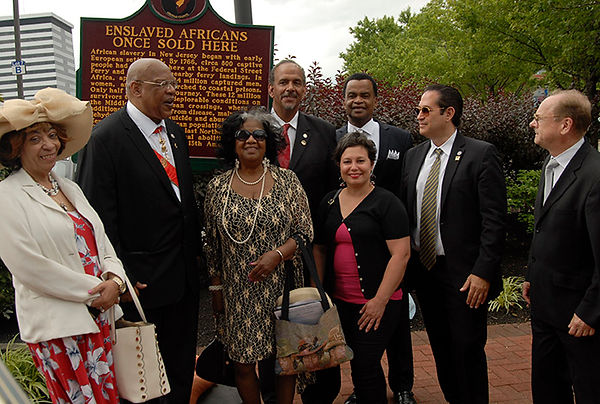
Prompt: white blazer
<box><xmin>0</xmin><ymin>169</ymin><xmax>125</xmax><ymax>343</ymax></box>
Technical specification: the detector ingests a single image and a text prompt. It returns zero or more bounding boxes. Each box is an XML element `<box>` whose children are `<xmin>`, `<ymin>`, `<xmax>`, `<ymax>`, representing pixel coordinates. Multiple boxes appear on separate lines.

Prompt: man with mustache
<box><xmin>337</xmin><ymin>73</ymin><xmax>415</xmax><ymax>404</ymax></box>
<box><xmin>268</xmin><ymin>59</ymin><xmax>338</xmax><ymax>221</ymax></box>
<box><xmin>77</xmin><ymin>58</ymin><xmax>200</xmax><ymax>403</ymax></box>
<box><xmin>261</xmin><ymin>59</ymin><xmax>337</xmax><ymax>404</ymax></box>
<box><xmin>400</xmin><ymin>84</ymin><xmax>506</xmax><ymax>404</ymax></box>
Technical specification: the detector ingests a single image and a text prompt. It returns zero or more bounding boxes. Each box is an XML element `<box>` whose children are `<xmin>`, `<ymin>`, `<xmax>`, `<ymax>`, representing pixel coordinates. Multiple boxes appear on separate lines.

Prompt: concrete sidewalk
<box><xmin>198</xmin><ymin>322</ymin><xmax>533</xmax><ymax>403</ymax></box>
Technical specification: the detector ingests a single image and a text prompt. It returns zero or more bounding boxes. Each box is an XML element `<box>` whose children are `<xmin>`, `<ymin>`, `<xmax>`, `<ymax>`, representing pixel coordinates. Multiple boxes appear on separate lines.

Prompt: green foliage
<box><xmin>0</xmin><ymin>337</ymin><xmax>50</xmax><ymax>403</ymax></box>
<box><xmin>489</xmin><ymin>276</ymin><xmax>526</xmax><ymax>314</ymax></box>
<box><xmin>0</xmin><ymin>169</ymin><xmax>15</xmax><ymax>320</ymax></box>
<box><xmin>507</xmin><ymin>170</ymin><xmax>540</xmax><ymax>234</ymax></box>
<box><xmin>0</xmin><ymin>266</ymin><xmax>14</xmax><ymax>320</ymax></box>
<box><xmin>340</xmin><ymin>0</ymin><xmax>600</xmax><ymax>144</ymax></box>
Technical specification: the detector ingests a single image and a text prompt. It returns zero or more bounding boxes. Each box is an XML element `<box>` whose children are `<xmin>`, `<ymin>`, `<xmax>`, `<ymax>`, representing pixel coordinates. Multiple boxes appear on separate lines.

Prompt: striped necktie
<box><xmin>420</xmin><ymin>148</ymin><xmax>442</xmax><ymax>270</ymax></box>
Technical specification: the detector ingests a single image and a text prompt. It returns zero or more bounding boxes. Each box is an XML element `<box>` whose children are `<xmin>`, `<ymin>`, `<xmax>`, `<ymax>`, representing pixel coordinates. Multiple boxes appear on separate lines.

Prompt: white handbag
<box><xmin>110</xmin><ymin>275</ymin><xmax>171</xmax><ymax>403</ymax></box>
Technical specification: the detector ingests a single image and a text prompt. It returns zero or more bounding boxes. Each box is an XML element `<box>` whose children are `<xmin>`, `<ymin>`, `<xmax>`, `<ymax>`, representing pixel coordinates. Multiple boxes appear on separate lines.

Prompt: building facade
<box><xmin>0</xmin><ymin>13</ymin><xmax>76</xmax><ymax>100</ymax></box>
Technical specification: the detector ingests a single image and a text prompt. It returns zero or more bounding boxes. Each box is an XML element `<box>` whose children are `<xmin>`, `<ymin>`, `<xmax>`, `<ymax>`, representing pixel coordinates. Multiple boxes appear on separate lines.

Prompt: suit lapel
<box><xmin>440</xmin><ymin>133</ymin><xmax>466</xmax><ymax>209</ymax></box>
<box><xmin>407</xmin><ymin>141</ymin><xmax>430</xmax><ymax>218</ymax></box>
<box><xmin>120</xmin><ymin>110</ymin><xmax>179</xmax><ymax>202</ymax></box>
<box><xmin>537</xmin><ymin>143</ymin><xmax>590</xmax><ymax>222</ymax></box>
<box><xmin>377</xmin><ymin>123</ymin><xmax>390</xmax><ymax>168</ymax></box>
<box><xmin>533</xmin><ymin>157</ymin><xmax>548</xmax><ymax>220</ymax></box>
<box><xmin>289</xmin><ymin>112</ymin><xmax>309</xmax><ymax>170</ymax></box>
<box><xmin>17</xmin><ymin>170</ymin><xmax>63</xmax><ymax>213</ymax></box>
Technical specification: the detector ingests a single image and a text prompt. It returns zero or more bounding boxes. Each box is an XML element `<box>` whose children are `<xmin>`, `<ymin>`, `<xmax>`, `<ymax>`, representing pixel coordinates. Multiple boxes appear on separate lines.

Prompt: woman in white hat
<box><xmin>0</xmin><ymin>88</ymin><xmax>126</xmax><ymax>403</ymax></box>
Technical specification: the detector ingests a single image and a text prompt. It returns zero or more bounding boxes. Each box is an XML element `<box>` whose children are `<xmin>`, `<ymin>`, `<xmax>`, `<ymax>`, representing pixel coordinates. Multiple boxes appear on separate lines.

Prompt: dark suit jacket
<box><xmin>76</xmin><ymin>108</ymin><xmax>199</xmax><ymax>309</ymax></box>
<box><xmin>337</xmin><ymin>121</ymin><xmax>413</xmax><ymax>196</ymax></box>
<box><xmin>290</xmin><ymin>112</ymin><xmax>338</xmax><ymax>218</ymax></box>
<box><xmin>401</xmin><ymin>132</ymin><xmax>506</xmax><ymax>299</ymax></box>
<box><xmin>527</xmin><ymin>142</ymin><xmax>600</xmax><ymax>329</ymax></box>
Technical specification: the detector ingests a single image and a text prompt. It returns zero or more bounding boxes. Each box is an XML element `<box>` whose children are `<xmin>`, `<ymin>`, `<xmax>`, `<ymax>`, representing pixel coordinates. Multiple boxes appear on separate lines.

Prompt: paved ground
<box><xmin>198</xmin><ymin>322</ymin><xmax>533</xmax><ymax>404</ymax></box>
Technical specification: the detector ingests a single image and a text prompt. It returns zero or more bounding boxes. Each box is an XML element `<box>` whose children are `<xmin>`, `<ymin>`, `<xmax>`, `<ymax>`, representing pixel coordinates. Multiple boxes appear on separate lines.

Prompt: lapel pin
<box><xmin>300</xmin><ymin>139</ymin><xmax>307</xmax><ymax>146</ymax></box>
<box><xmin>455</xmin><ymin>150</ymin><xmax>463</xmax><ymax>161</ymax></box>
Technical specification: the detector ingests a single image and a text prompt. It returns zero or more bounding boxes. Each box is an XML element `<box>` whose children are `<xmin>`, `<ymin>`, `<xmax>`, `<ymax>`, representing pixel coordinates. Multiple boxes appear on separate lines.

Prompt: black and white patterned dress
<box><xmin>204</xmin><ymin>165</ymin><xmax>313</xmax><ymax>363</ymax></box>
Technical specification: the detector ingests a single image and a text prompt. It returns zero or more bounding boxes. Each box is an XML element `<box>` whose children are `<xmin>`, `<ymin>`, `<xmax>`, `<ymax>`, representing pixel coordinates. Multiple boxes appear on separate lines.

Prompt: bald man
<box><xmin>524</xmin><ymin>89</ymin><xmax>600</xmax><ymax>403</ymax></box>
<box><xmin>77</xmin><ymin>58</ymin><xmax>200</xmax><ymax>403</ymax></box>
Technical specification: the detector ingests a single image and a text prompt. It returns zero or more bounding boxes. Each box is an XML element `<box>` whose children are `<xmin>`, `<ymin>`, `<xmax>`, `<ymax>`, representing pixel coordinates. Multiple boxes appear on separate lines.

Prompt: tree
<box><xmin>340</xmin><ymin>0</ymin><xmax>600</xmax><ymax>140</ymax></box>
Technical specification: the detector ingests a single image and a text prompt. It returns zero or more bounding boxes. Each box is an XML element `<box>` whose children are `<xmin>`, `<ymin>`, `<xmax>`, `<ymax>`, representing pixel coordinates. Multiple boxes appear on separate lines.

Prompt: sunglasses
<box><xmin>235</xmin><ymin>129</ymin><xmax>268</xmax><ymax>141</ymax></box>
<box><xmin>414</xmin><ymin>106</ymin><xmax>447</xmax><ymax>116</ymax></box>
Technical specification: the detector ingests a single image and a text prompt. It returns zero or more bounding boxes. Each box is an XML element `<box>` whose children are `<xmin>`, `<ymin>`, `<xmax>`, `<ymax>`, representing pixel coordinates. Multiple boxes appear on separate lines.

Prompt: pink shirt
<box><xmin>332</xmin><ymin>223</ymin><xmax>402</xmax><ymax>304</ymax></box>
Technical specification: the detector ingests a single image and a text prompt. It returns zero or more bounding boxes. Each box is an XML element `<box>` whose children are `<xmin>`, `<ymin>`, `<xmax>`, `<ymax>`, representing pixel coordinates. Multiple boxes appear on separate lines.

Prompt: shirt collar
<box><xmin>126</xmin><ymin>101</ymin><xmax>166</xmax><ymax>139</ymax></box>
<box><xmin>271</xmin><ymin>109</ymin><xmax>299</xmax><ymax>130</ymax></box>
<box><xmin>553</xmin><ymin>137</ymin><xmax>585</xmax><ymax>169</ymax></box>
<box><xmin>429</xmin><ymin>130</ymin><xmax>457</xmax><ymax>157</ymax></box>
<box><xmin>348</xmin><ymin>118</ymin><xmax>377</xmax><ymax>137</ymax></box>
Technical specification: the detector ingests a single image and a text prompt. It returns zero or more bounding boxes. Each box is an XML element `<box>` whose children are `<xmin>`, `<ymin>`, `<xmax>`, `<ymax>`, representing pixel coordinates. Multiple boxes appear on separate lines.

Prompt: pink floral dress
<box><xmin>27</xmin><ymin>211</ymin><xmax>119</xmax><ymax>404</ymax></box>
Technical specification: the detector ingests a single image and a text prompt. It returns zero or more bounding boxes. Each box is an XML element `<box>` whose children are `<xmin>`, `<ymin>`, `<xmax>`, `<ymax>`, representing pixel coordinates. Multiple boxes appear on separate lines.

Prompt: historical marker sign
<box><xmin>80</xmin><ymin>0</ymin><xmax>274</xmax><ymax>158</ymax></box>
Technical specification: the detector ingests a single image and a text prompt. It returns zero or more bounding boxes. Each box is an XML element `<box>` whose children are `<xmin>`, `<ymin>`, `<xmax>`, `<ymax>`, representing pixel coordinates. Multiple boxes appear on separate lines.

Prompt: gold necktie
<box><xmin>420</xmin><ymin>148</ymin><xmax>442</xmax><ymax>270</ymax></box>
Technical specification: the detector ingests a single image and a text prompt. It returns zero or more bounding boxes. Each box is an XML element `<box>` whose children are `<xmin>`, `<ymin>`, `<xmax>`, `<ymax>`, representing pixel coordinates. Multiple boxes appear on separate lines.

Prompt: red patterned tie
<box><xmin>278</xmin><ymin>123</ymin><xmax>291</xmax><ymax>169</ymax></box>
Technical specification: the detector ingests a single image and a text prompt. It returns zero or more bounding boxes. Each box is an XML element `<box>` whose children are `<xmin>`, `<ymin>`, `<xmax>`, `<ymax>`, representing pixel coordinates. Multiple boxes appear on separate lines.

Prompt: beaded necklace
<box><xmin>221</xmin><ymin>163</ymin><xmax>268</xmax><ymax>244</ymax></box>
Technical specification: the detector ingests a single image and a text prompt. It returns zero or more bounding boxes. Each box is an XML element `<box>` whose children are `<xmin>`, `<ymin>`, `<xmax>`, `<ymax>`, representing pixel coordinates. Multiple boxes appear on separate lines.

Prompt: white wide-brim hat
<box><xmin>0</xmin><ymin>87</ymin><xmax>92</xmax><ymax>167</ymax></box>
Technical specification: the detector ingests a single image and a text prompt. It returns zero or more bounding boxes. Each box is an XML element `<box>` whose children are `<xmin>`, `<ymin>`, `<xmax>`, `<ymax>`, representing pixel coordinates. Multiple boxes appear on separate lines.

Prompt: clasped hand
<box><xmin>89</xmin><ymin>280</ymin><xmax>120</xmax><ymax>312</ymax></box>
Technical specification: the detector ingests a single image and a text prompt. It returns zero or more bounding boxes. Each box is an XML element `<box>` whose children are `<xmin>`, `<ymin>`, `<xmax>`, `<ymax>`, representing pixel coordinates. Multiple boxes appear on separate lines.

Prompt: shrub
<box><xmin>507</xmin><ymin>170</ymin><xmax>540</xmax><ymax>235</ymax></box>
<box><xmin>300</xmin><ymin>65</ymin><xmax>547</xmax><ymax>172</ymax></box>
<box><xmin>0</xmin><ymin>336</ymin><xmax>50</xmax><ymax>403</ymax></box>
<box><xmin>0</xmin><ymin>168</ymin><xmax>15</xmax><ymax>320</ymax></box>
<box><xmin>488</xmin><ymin>276</ymin><xmax>526</xmax><ymax>314</ymax></box>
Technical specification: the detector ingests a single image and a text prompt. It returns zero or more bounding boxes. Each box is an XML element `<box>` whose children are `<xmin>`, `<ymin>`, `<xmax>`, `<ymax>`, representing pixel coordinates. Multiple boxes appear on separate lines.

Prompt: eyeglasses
<box><xmin>414</xmin><ymin>106</ymin><xmax>447</xmax><ymax>116</ymax></box>
<box><xmin>135</xmin><ymin>80</ymin><xmax>178</xmax><ymax>90</ymax></box>
<box><xmin>235</xmin><ymin>129</ymin><xmax>267</xmax><ymax>141</ymax></box>
<box><xmin>533</xmin><ymin>114</ymin><xmax>562</xmax><ymax>123</ymax></box>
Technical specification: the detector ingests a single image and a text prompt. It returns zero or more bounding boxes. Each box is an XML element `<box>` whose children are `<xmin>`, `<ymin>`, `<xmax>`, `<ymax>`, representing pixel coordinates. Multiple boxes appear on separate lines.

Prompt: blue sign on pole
<box><xmin>11</xmin><ymin>60</ymin><xmax>26</xmax><ymax>75</ymax></box>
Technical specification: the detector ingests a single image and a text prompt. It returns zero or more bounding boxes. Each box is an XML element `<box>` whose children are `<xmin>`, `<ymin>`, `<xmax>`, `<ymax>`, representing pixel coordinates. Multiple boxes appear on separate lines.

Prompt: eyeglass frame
<box><xmin>134</xmin><ymin>80</ymin><xmax>178</xmax><ymax>90</ymax></box>
<box><xmin>532</xmin><ymin>114</ymin><xmax>563</xmax><ymax>123</ymax></box>
<box><xmin>414</xmin><ymin>106</ymin><xmax>448</xmax><ymax>116</ymax></box>
<box><xmin>234</xmin><ymin>129</ymin><xmax>268</xmax><ymax>141</ymax></box>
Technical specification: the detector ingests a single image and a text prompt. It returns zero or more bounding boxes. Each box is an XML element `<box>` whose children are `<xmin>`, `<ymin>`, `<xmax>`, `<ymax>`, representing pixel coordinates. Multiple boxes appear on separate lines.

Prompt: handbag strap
<box><xmin>109</xmin><ymin>273</ymin><xmax>148</xmax><ymax>343</ymax></box>
<box><xmin>122</xmin><ymin>274</ymin><xmax>147</xmax><ymax>323</ymax></box>
<box><xmin>281</xmin><ymin>236</ymin><xmax>331</xmax><ymax>321</ymax></box>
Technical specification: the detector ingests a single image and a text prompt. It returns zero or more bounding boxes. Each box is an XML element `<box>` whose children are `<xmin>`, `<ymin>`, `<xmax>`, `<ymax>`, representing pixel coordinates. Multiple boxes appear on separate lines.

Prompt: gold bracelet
<box><xmin>208</xmin><ymin>284</ymin><xmax>223</xmax><ymax>291</ymax></box>
<box><xmin>110</xmin><ymin>277</ymin><xmax>127</xmax><ymax>294</ymax></box>
<box><xmin>275</xmin><ymin>249</ymin><xmax>284</xmax><ymax>263</ymax></box>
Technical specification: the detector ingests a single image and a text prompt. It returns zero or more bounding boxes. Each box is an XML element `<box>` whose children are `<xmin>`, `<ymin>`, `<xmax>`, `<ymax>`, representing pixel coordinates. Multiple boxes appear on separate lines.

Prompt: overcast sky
<box><xmin>1</xmin><ymin>0</ymin><xmax>427</xmax><ymax>78</ymax></box>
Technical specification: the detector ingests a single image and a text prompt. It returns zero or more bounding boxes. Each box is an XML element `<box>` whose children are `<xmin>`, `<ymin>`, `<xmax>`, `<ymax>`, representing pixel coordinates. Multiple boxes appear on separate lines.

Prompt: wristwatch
<box><xmin>111</xmin><ymin>276</ymin><xmax>127</xmax><ymax>294</ymax></box>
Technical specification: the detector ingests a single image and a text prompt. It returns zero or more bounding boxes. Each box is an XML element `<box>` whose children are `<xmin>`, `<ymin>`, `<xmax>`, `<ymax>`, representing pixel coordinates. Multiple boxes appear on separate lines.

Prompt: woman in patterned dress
<box><xmin>0</xmin><ymin>88</ymin><xmax>127</xmax><ymax>403</ymax></box>
<box><xmin>204</xmin><ymin>108</ymin><xmax>313</xmax><ymax>404</ymax></box>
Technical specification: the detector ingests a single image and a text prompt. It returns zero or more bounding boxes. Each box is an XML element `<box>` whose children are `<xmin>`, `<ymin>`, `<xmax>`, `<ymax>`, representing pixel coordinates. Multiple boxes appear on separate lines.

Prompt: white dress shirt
<box><xmin>271</xmin><ymin>110</ymin><xmax>300</xmax><ymax>160</ymax></box>
<box><xmin>348</xmin><ymin>119</ymin><xmax>381</xmax><ymax>161</ymax></box>
<box><xmin>550</xmin><ymin>137</ymin><xmax>585</xmax><ymax>187</ymax></box>
<box><xmin>413</xmin><ymin>131</ymin><xmax>457</xmax><ymax>255</ymax></box>
<box><xmin>126</xmin><ymin>101</ymin><xmax>180</xmax><ymax>201</ymax></box>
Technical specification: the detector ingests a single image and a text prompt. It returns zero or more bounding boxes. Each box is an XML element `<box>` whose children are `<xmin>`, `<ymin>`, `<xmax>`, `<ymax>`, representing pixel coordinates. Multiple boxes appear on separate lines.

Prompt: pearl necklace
<box><xmin>221</xmin><ymin>165</ymin><xmax>268</xmax><ymax>244</ymax></box>
<box><xmin>235</xmin><ymin>165</ymin><xmax>267</xmax><ymax>185</ymax></box>
<box><xmin>35</xmin><ymin>174</ymin><xmax>59</xmax><ymax>196</ymax></box>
